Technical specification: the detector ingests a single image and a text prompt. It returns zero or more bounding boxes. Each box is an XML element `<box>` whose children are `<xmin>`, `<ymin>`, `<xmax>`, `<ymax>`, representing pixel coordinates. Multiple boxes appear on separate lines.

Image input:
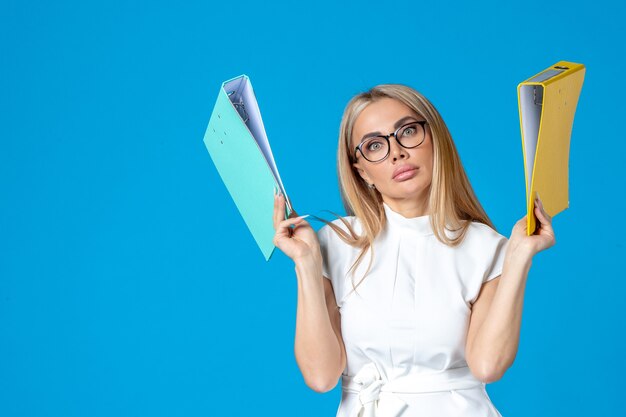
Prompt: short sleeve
<box><xmin>316</xmin><ymin>224</ymin><xmax>332</xmax><ymax>280</ymax></box>
<box><xmin>464</xmin><ymin>223</ymin><xmax>509</xmax><ymax>305</ymax></box>
<box><xmin>315</xmin><ymin>217</ymin><xmax>360</xmax><ymax>308</ymax></box>
<box><xmin>482</xmin><ymin>230</ymin><xmax>509</xmax><ymax>283</ymax></box>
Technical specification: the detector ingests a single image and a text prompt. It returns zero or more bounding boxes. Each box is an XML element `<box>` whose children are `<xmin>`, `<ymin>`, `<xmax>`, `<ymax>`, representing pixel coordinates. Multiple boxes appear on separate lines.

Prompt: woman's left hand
<box><xmin>507</xmin><ymin>195</ymin><xmax>557</xmax><ymax>258</ymax></box>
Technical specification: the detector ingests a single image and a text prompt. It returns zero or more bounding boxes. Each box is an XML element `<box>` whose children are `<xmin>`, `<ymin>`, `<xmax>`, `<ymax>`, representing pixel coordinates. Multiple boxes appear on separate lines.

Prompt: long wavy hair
<box><xmin>314</xmin><ymin>84</ymin><xmax>494</xmax><ymax>293</ymax></box>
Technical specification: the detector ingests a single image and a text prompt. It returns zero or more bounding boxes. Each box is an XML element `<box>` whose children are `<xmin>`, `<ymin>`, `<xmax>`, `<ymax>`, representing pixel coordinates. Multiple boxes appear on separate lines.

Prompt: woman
<box><xmin>272</xmin><ymin>84</ymin><xmax>555</xmax><ymax>417</ymax></box>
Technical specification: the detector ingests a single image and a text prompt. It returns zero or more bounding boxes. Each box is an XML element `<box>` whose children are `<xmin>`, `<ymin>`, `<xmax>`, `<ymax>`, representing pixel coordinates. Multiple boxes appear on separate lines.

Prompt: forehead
<box><xmin>352</xmin><ymin>98</ymin><xmax>420</xmax><ymax>146</ymax></box>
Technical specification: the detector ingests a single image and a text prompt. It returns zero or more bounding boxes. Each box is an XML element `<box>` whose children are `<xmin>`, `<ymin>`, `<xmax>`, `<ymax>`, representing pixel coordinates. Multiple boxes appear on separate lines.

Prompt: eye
<box><xmin>366</xmin><ymin>140</ymin><xmax>384</xmax><ymax>152</ymax></box>
<box><xmin>401</xmin><ymin>125</ymin><xmax>417</xmax><ymax>136</ymax></box>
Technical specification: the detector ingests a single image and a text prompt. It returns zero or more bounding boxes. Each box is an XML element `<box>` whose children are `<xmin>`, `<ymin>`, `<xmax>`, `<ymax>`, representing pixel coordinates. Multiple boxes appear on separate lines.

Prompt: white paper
<box><xmin>519</xmin><ymin>85</ymin><xmax>543</xmax><ymax>192</ymax></box>
<box><xmin>527</xmin><ymin>68</ymin><xmax>565</xmax><ymax>83</ymax></box>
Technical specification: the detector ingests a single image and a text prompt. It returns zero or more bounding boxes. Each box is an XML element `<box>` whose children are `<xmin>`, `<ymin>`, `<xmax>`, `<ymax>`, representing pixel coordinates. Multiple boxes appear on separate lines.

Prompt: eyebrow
<box><xmin>360</xmin><ymin>116</ymin><xmax>420</xmax><ymax>141</ymax></box>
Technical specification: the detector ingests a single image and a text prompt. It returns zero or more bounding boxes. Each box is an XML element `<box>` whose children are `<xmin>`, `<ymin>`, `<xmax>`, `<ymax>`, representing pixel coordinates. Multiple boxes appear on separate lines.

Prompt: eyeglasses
<box><xmin>353</xmin><ymin>121</ymin><xmax>428</xmax><ymax>163</ymax></box>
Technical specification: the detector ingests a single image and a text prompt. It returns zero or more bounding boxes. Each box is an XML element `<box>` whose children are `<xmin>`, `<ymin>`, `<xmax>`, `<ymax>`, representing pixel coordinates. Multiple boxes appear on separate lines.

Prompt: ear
<box><xmin>352</xmin><ymin>160</ymin><xmax>372</xmax><ymax>184</ymax></box>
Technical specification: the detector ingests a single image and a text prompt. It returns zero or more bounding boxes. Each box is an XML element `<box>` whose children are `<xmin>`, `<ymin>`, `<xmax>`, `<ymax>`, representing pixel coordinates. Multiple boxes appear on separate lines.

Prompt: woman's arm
<box><xmin>465</xmin><ymin>196</ymin><xmax>556</xmax><ymax>383</ymax></box>
<box><xmin>272</xmin><ymin>192</ymin><xmax>346</xmax><ymax>392</ymax></box>
<box><xmin>293</xmin><ymin>258</ymin><xmax>346</xmax><ymax>392</ymax></box>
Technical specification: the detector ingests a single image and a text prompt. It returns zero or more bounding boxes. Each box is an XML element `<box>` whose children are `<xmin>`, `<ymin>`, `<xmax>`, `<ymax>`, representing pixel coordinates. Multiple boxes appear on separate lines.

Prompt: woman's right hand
<box><xmin>272</xmin><ymin>192</ymin><xmax>321</xmax><ymax>264</ymax></box>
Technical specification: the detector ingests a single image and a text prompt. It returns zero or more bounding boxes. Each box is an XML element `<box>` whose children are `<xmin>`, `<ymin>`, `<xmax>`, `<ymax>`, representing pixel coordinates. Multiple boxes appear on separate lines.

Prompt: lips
<box><xmin>392</xmin><ymin>165</ymin><xmax>418</xmax><ymax>179</ymax></box>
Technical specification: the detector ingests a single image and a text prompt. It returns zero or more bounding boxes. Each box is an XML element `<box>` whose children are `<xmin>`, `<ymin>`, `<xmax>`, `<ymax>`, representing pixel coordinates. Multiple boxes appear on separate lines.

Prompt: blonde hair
<box><xmin>314</xmin><ymin>84</ymin><xmax>494</xmax><ymax>292</ymax></box>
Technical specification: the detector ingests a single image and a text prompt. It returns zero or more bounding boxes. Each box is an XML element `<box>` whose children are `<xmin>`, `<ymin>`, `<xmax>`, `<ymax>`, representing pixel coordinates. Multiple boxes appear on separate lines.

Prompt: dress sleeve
<box><xmin>316</xmin><ymin>224</ymin><xmax>332</xmax><ymax>280</ymax></box>
<box><xmin>483</xmin><ymin>231</ymin><xmax>509</xmax><ymax>283</ymax></box>
<box><xmin>315</xmin><ymin>218</ymin><xmax>358</xmax><ymax>308</ymax></box>
<box><xmin>464</xmin><ymin>223</ymin><xmax>510</xmax><ymax>305</ymax></box>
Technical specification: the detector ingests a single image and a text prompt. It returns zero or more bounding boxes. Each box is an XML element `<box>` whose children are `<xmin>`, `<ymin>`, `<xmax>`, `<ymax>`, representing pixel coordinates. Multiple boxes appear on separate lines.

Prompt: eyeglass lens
<box><xmin>360</xmin><ymin>122</ymin><xmax>425</xmax><ymax>162</ymax></box>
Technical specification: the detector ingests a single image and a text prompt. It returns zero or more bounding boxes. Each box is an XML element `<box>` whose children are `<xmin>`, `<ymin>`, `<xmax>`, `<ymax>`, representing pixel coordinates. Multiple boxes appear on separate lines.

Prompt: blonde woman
<box><xmin>272</xmin><ymin>84</ymin><xmax>555</xmax><ymax>417</ymax></box>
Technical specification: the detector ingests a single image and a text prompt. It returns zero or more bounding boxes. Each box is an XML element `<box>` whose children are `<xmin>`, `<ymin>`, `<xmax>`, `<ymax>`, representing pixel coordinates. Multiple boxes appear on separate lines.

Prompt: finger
<box><xmin>276</xmin><ymin>193</ymin><xmax>286</xmax><ymax>226</ymax></box>
<box><xmin>536</xmin><ymin>194</ymin><xmax>552</xmax><ymax>220</ymax></box>
<box><xmin>534</xmin><ymin>198</ymin><xmax>551</xmax><ymax>223</ymax></box>
<box><xmin>514</xmin><ymin>214</ymin><xmax>527</xmax><ymax>226</ymax></box>
<box><xmin>534</xmin><ymin>206</ymin><xmax>552</xmax><ymax>232</ymax></box>
<box><xmin>532</xmin><ymin>205</ymin><xmax>556</xmax><ymax>244</ymax></box>
<box><xmin>513</xmin><ymin>217</ymin><xmax>528</xmax><ymax>236</ymax></box>
<box><xmin>292</xmin><ymin>215</ymin><xmax>310</xmax><ymax>229</ymax></box>
<box><xmin>273</xmin><ymin>190</ymin><xmax>281</xmax><ymax>230</ymax></box>
<box><xmin>275</xmin><ymin>193</ymin><xmax>295</xmax><ymax>218</ymax></box>
<box><xmin>277</xmin><ymin>214</ymin><xmax>309</xmax><ymax>231</ymax></box>
<box><xmin>275</xmin><ymin>214</ymin><xmax>302</xmax><ymax>238</ymax></box>
<box><xmin>278</xmin><ymin>194</ymin><xmax>299</xmax><ymax>220</ymax></box>
<box><xmin>275</xmin><ymin>217</ymin><xmax>308</xmax><ymax>242</ymax></box>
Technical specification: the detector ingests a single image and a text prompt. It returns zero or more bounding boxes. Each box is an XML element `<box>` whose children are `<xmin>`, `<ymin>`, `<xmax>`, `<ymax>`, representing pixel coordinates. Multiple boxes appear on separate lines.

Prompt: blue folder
<box><xmin>203</xmin><ymin>75</ymin><xmax>292</xmax><ymax>261</ymax></box>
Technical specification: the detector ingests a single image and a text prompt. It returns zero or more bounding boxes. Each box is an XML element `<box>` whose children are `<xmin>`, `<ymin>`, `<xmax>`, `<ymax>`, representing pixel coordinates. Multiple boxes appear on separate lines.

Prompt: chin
<box><xmin>384</xmin><ymin>180</ymin><xmax>431</xmax><ymax>200</ymax></box>
<box><xmin>386</xmin><ymin>188</ymin><xmax>428</xmax><ymax>201</ymax></box>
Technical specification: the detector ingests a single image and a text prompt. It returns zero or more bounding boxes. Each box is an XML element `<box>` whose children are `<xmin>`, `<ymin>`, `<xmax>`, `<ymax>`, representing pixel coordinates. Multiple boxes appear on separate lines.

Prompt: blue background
<box><xmin>1</xmin><ymin>0</ymin><xmax>624</xmax><ymax>416</ymax></box>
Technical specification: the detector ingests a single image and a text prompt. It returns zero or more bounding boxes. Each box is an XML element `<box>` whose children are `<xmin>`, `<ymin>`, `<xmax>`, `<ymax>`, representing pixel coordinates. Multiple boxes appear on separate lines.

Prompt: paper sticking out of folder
<box><xmin>203</xmin><ymin>75</ymin><xmax>293</xmax><ymax>261</ymax></box>
<box><xmin>517</xmin><ymin>61</ymin><xmax>585</xmax><ymax>235</ymax></box>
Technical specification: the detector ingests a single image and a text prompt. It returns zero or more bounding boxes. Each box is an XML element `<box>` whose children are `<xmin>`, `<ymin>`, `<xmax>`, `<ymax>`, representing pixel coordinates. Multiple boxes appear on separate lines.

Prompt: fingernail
<box><xmin>296</xmin><ymin>214</ymin><xmax>309</xmax><ymax>220</ymax></box>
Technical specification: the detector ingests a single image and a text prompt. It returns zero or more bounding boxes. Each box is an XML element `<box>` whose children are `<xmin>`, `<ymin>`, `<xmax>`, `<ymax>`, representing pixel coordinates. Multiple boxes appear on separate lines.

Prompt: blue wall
<box><xmin>1</xmin><ymin>0</ymin><xmax>624</xmax><ymax>416</ymax></box>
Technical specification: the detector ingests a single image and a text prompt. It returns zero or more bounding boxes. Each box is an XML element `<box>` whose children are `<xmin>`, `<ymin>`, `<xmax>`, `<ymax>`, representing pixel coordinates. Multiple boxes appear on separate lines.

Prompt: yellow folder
<box><xmin>517</xmin><ymin>61</ymin><xmax>585</xmax><ymax>235</ymax></box>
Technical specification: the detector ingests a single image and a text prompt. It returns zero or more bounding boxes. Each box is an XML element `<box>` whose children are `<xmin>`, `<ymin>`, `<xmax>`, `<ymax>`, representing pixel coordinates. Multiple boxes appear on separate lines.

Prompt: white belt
<box><xmin>342</xmin><ymin>363</ymin><xmax>483</xmax><ymax>417</ymax></box>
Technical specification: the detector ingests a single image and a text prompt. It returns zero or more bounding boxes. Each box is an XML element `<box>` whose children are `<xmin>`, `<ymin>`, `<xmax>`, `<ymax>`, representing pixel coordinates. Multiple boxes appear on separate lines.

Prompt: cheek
<box><xmin>425</xmin><ymin>144</ymin><xmax>434</xmax><ymax>171</ymax></box>
<box><xmin>426</xmin><ymin>155</ymin><xmax>434</xmax><ymax>176</ymax></box>
<box><xmin>369</xmin><ymin>166</ymin><xmax>387</xmax><ymax>181</ymax></box>
<box><xmin>421</xmin><ymin>152</ymin><xmax>434</xmax><ymax>182</ymax></box>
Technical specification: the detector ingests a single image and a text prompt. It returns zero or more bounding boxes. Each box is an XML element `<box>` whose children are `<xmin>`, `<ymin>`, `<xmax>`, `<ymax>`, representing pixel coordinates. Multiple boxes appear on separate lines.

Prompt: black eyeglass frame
<box><xmin>353</xmin><ymin>121</ymin><xmax>428</xmax><ymax>163</ymax></box>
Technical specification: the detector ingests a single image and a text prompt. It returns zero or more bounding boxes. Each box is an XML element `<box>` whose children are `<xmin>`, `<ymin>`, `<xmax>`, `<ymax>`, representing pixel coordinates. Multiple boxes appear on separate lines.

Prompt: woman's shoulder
<box><xmin>467</xmin><ymin>220</ymin><xmax>506</xmax><ymax>236</ymax></box>
<box><xmin>318</xmin><ymin>214</ymin><xmax>362</xmax><ymax>236</ymax></box>
<box><xmin>459</xmin><ymin>220</ymin><xmax>509</xmax><ymax>251</ymax></box>
<box><xmin>316</xmin><ymin>215</ymin><xmax>363</xmax><ymax>285</ymax></box>
<box><xmin>316</xmin><ymin>214</ymin><xmax>364</xmax><ymax>253</ymax></box>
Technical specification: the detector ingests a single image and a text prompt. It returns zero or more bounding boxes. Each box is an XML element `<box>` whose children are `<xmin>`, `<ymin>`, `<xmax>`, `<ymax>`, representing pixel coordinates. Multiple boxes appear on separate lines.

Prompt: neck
<box><xmin>382</xmin><ymin>196</ymin><xmax>429</xmax><ymax>218</ymax></box>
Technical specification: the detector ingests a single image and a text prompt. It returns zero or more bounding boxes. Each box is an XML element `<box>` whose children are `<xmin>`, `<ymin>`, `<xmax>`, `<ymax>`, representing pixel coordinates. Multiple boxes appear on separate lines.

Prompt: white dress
<box><xmin>316</xmin><ymin>202</ymin><xmax>509</xmax><ymax>417</ymax></box>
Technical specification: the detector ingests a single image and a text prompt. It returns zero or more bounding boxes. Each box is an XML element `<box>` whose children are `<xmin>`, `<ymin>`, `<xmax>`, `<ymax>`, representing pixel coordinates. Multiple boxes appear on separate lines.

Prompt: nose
<box><xmin>389</xmin><ymin>135</ymin><xmax>408</xmax><ymax>161</ymax></box>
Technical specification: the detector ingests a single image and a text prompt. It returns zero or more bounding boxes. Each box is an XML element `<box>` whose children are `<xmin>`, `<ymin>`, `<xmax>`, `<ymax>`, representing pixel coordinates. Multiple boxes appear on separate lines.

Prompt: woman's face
<box><xmin>351</xmin><ymin>97</ymin><xmax>434</xmax><ymax>208</ymax></box>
